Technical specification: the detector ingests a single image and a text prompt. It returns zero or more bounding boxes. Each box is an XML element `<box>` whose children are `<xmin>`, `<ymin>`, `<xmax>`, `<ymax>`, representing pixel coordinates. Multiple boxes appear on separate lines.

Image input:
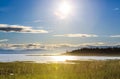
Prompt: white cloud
<box><xmin>54</xmin><ymin>34</ymin><xmax>98</xmax><ymax>37</ymax></box>
<box><xmin>0</xmin><ymin>39</ymin><xmax>8</xmax><ymax>42</ymax></box>
<box><xmin>80</xmin><ymin>42</ymin><xmax>105</xmax><ymax>46</ymax></box>
<box><xmin>0</xmin><ymin>24</ymin><xmax>48</xmax><ymax>33</ymax></box>
<box><xmin>110</xmin><ymin>35</ymin><xmax>120</xmax><ymax>38</ymax></box>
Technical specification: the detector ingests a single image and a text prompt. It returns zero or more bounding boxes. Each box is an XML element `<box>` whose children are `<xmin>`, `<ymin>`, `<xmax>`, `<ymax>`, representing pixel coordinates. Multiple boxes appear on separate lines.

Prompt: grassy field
<box><xmin>0</xmin><ymin>60</ymin><xmax>120</xmax><ymax>79</ymax></box>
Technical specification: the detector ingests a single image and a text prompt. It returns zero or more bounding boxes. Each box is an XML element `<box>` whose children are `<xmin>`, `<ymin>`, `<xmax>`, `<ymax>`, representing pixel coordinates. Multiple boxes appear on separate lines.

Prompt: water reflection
<box><xmin>51</xmin><ymin>56</ymin><xmax>75</xmax><ymax>62</ymax></box>
<box><xmin>0</xmin><ymin>54</ymin><xmax>120</xmax><ymax>63</ymax></box>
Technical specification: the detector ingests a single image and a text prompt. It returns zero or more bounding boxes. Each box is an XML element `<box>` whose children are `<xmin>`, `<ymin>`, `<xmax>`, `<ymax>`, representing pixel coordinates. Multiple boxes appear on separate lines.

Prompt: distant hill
<box><xmin>63</xmin><ymin>47</ymin><xmax>120</xmax><ymax>56</ymax></box>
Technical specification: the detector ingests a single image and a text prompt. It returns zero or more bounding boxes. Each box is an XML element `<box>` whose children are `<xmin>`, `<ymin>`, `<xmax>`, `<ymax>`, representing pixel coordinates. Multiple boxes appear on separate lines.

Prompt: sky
<box><xmin>0</xmin><ymin>0</ymin><xmax>120</xmax><ymax>53</ymax></box>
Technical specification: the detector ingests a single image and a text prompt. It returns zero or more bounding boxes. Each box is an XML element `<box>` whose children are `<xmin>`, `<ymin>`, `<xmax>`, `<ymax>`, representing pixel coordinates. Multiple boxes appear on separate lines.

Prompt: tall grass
<box><xmin>0</xmin><ymin>60</ymin><xmax>120</xmax><ymax>79</ymax></box>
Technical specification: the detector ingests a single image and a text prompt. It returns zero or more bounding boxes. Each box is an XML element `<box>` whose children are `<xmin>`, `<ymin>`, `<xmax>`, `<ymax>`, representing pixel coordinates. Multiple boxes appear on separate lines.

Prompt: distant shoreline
<box><xmin>25</xmin><ymin>47</ymin><xmax>120</xmax><ymax>56</ymax></box>
<box><xmin>62</xmin><ymin>53</ymin><xmax>120</xmax><ymax>56</ymax></box>
<box><xmin>26</xmin><ymin>54</ymin><xmax>120</xmax><ymax>57</ymax></box>
<box><xmin>62</xmin><ymin>47</ymin><xmax>120</xmax><ymax>56</ymax></box>
<box><xmin>25</xmin><ymin>52</ymin><xmax>120</xmax><ymax>57</ymax></box>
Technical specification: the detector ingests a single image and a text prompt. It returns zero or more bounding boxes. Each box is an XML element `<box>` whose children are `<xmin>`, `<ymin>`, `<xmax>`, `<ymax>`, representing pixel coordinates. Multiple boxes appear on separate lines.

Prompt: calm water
<box><xmin>0</xmin><ymin>54</ymin><xmax>120</xmax><ymax>63</ymax></box>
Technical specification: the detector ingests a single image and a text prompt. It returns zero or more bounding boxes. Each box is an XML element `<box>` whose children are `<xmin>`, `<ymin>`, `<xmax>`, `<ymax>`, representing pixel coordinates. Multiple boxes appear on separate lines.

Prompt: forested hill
<box><xmin>64</xmin><ymin>47</ymin><xmax>120</xmax><ymax>56</ymax></box>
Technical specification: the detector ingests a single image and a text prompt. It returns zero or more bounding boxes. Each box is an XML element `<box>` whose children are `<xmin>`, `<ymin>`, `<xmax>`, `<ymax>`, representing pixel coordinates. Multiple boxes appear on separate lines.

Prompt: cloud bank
<box><xmin>0</xmin><ymin>42</ymin><xmax>105</xmax><ymax>51</ymax></box>
<box><xmin>0</xmin><ymin>43</ymin><xmax>46</xmax><ymax>51</ymax></box>
<box><xmin>110</xmin><ymin>35</ymin><xmax>120</xmax><ymax>38</ymax></box>
<box><xmin>0</xmin><ymin>39</ymin><xmax>8</xmax><ymax>42</ymax></box>
<box><xmin>0</xmin><ymin>24</ymin><xmax>48</xmax><ymax>33</ymax></box>
<box><xmin>54</xmin><ymin>34</ymin><xmax>98</xmax><ymax>37</ymax></box>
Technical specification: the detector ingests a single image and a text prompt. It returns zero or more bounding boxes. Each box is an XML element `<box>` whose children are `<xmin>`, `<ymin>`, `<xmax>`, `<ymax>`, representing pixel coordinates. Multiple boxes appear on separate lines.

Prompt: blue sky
<box><xmin>0</xmin><ymin>0</ymin><xmax>120</xmax><ymax>51</ymax></box>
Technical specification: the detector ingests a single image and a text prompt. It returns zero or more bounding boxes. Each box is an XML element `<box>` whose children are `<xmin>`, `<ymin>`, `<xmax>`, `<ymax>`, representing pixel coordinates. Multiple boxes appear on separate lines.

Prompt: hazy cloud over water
<box><xmin>54</xmin><ymin>34</ymin><xmax>98</xmax><ymax>37</ymax></box>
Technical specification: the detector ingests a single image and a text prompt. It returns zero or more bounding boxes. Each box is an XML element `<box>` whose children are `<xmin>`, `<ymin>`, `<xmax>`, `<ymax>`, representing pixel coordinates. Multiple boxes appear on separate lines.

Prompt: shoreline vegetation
<box><xmin>62</xmin><ymin>47</ymin><xmax>120</xmax><ymax>56</ymax></box>
<box><xmin>0</xmin><ymin>60</ymin><xmax>120</xmax><ymax>79</ymax></box>
<box><xmin>26</xmin><ymin>47</ymin><xmax>120</xmax><ymax>56</ymax></box>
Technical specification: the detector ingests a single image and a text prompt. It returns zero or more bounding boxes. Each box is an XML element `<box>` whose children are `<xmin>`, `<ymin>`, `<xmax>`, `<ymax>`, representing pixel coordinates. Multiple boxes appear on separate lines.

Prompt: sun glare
<box><xmin>52</xmin><ymin>56</ymin><xmax>67</xmax><ymax>61</ymax></box>
<box><xmin>55</xmin><ymin>1</ymin><xmax>72</xmax><ymax>19</ymax></box>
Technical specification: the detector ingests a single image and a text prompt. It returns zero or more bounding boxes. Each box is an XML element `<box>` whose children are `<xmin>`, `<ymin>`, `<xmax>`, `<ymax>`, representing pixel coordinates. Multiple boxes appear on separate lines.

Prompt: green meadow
<box><xmin>0</xmin><ymin>60</ymin><xmax>120</xmax><ymax>79</ymax></box>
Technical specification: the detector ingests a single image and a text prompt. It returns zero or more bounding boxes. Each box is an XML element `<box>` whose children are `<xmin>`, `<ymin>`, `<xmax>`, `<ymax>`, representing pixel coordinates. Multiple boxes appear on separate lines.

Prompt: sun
<box><xmin>52</xmin><ymin>56</ymin><xmax>74</xmax><ymax>62</ymax></box>
<box><xmin>58</xmin><ymin>1</ymin><xmax>71</xmax><ymax>15</ymax></box>
<box><xmin>55</xmin><ymin>1</ymin><xmax>72</xmax><ymax>19</ymax></box>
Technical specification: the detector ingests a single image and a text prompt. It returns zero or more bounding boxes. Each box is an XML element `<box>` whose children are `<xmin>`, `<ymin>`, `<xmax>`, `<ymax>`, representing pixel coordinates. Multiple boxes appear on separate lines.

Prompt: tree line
<box><xmin>66</xmin><ymin>47</ymin><xmax>120</xmax><ymax>56</ymax></box>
